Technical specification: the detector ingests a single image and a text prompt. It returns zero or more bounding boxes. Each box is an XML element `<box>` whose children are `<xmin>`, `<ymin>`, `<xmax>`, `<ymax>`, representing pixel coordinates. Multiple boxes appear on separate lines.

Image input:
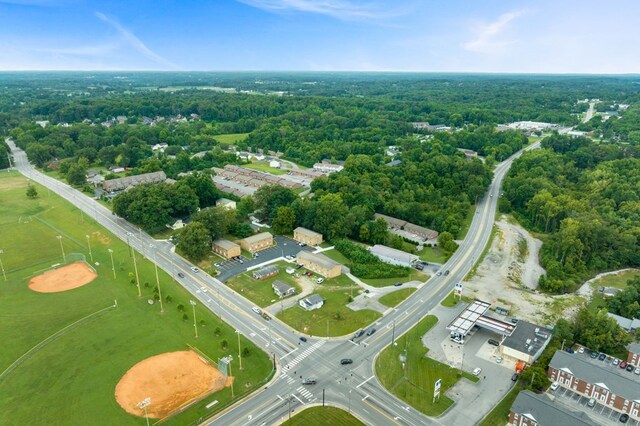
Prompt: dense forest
<box><xmin>501</xmin><ymin>134</ymin><xmax>640</xmax><ymax>293</ymax></box>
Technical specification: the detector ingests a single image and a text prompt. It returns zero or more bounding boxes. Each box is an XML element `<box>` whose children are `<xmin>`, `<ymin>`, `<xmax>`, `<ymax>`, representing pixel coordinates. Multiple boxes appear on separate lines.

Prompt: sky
<box><xmin>0</xmin><ymin>0</ymin><xmax>639</xmax><ymax>73</ymax></box>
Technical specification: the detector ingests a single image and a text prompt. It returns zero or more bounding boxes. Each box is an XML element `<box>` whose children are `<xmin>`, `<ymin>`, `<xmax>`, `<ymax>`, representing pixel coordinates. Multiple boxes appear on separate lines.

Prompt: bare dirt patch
<box><xmin>463</xmin><ymin>216</ymin><xmax>582</xmax><ymax>323</ymax></box>
<box><xmin>115</xmin><ymin>350</ymin><xmax>228</xmax><ymax>419</ymax></box>
<box><xmin>0</xmin><ymin>176</ymin><xmax>29</xmax><ymax>190</ymax></box>
<box><xmin>28</xmin><ymin>261</ymin><xmax>97</xmax><ymax>293</ymax></box>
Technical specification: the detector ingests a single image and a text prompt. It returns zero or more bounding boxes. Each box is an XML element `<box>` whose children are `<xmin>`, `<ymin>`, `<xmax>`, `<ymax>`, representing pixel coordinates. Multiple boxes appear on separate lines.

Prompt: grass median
<box><xmin>281</xmin><ymin>406</ymin><xmax>364</xmax><ymax>426</ymax></box>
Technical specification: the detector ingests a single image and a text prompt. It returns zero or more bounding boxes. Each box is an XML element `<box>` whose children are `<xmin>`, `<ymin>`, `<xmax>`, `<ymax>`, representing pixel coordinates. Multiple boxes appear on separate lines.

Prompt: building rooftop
<box><xmin>294</xmin><ymin>227</ymin><xmax>322</xmax><ymax>238</ymax></box>
<box><xmin>102</xmin><ymin>171</ymin><xmax>166</xmax><ymax>192</ymax></box>
<box><xmin>370</xmin><ymin>244</ymin><xmax>418</xmax><ymax>264</ymax></box>
<box><xmin>241</xmin><ymin>232</ymin><xmax>273</xmax><ymax>245</ymax></box>
<box><xmin>502</xmin><ymin>320</ymin><xmax>551</xmax><ymax>356</ymax></box>
<box><xmin>447</xmin><ymin>300</ymin><xmax>491</xmax><ymax>337</ymax></box>
<box><xmin>217</xmin><ymin>198</ymin><xmax>235</xmax><ymax>205</ymax></box>
<box><xmin>628</xmin><ymin>342</ymin><xmax>640</xmax><ymax>354</ymax></box>
<box><xmin>549</xmin><ymin>350</ymin><xmax>640</xmax><ymax>402</ymax></box>
<box><xmin>511</xmin><ymin>391</ymin><xmax>593</xmax><ymax>426</ymax></box>
<box><xmin>297</xmin><ymin>251</ymin><xmax>340</xmax><ymax>270</ymax></box>
<box><xmin>253</xmin><ymin>265</ymin><xmax>279</xmax><ymax>278</ymax></box>
<box><xmin>212</xmin><ymin>239</ymin><xmax>239</xmax><ymax>250</ymax></box>
<box><xmin>303</xmin><ymin>294</ymin><xmax>324</xmax><ymax>305</ymax></box>
<box><xmin>607</xmin><ymin>312</ymin><xmax>640</xmax><ymax>331</ymax></box>
<box><xmin>272</xmin><ymin>280</ymin><xmax>294</xmax><ymax>294</ymax></box>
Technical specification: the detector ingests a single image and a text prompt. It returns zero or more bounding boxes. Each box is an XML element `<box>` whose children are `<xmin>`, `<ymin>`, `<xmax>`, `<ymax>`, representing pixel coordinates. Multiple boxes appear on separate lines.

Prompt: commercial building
<box><xmin>299</xmin><ymin>294</ymin><xmax>324</xmax><ymax>311</ymax></box>
<box><xmin>369</xmin><ymin>244</ymin><xmax>418</xmax><ymax>267</ymax></box>
<box><xmin>509</xmin><ymin>390</ymin><xmax>592</xmax><ymax>426</ymax></box>
<box><xmin>500</xmin><ymin>320</ymin><xmax>552</xmax><ymax>364</ymax></box>
<box><xmin>547</xmin><ymin>350</ymin><xmax>640</xmax><ymax>421</ymax></box>
<box><xmin>212</xmin><ymin>239</ymin><xmax>241</xmax><ymax>260</ymax></box>
<box><xmin>293</xmin><ymin>227</ymin><xmax>323</xmax><ymax>246</ymax></box>
<box><xmin>238</xmin><ymin>232</ymin><xmax>273</xmax><ymax>253</ymax></box>
<box><xmin>296</xmin><ymin>251</ymin><xmax>341</xmax><ymax>278</ymax></box>
<box><xmin>272</xmin><ymin>280</ymin><xmax>295</xmax><ymax>297</ymax></box>
<box><xmin>102</xmin><ymin>171</ymin><xmax>167</xmax><ymax>193</ymax></box>
<box><xmin>252</xmin><ymin>265</ymin><xmax>279</xmax><ymax>280</ymax></box>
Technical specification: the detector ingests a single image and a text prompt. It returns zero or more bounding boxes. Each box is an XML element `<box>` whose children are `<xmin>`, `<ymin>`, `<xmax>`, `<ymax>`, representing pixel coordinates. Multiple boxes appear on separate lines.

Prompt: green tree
<box><xmin>193</xmin><ymin>206</ymin><xmax>236</xmax><ymax>240</ymax></box>
<box><xmin>177</xmin><ymin>222</ymin><xmax>212</xmax><ymax>261</ymax></box>
<box><xmin>26</xmin><ymin>184</ymin><xmax>38</xmax><ymax>199</ymax></box>
<box><xmin>254</xmin><ymin>185</ymin><xmax>297</xmax><ymax>221</ymax></box>
<box><xmin>272</xmin><ymin>206</ymin><xmax>296</xmax><ymax>235</ymax></box>
<box><xmin>66</xmin><ymin>163</ymin><xmax>87</xmax><ymax>186</ymax></box>
<box><xmin>519</xmin><ymin>366</ymin><xmax>550</xmax><ymax>392</ymax></box>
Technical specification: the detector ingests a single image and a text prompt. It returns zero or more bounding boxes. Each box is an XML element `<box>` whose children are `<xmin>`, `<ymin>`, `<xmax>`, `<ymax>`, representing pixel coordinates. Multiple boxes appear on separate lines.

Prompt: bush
<box><xmin>182</xmin><ymin>313</ymin><xmax>189</xmax><ymax>321</ymax></box>
<box><xmin>214</xmin><ymin>326</ymin><xmax>221</xmax><ymax>336</ymax></box>
<box><xmin>335</xmin><ymin>239</ymin><xmax>411</xmax><ymax>279</ymax></box>
<box><xmin>165</xmin><ymin>295</ymin><xmax>173</xmax><ymax>303</ymax></box>
<box><xmin>221</xmin><ymin>340</ymin><xmax>228</xmax><ymax>350</ymax></box>
<box><xmin>242</xmin><ymin>347</ymin><xmax>250</xmax><ymax>357</ymax></box>
<box><xmin>177</xmin><ymin>304</ymin><xmax>185</xmax><ymax>312</ymax></box>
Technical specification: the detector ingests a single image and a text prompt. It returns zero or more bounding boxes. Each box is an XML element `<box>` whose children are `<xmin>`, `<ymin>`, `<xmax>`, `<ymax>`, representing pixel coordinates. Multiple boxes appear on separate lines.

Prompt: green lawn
<box><xmin>212</xmin><ymin>133</ymin><xmax>249</xmax><ymax>146</ymax></box>
<box><xmin>478</xmin><ymin>386</ymin><xmax>522</xmax><ymax>426</ymax></box>
<box><xmin>320</xmin><ymin>249</ymin><xmax>352</xmax><ymax>267</ymax></box>
<box><xmin>592</xmin><ymin>270</ymin><xmax>640</xmax><ymax>289</ymax></box>
<box><xmin>277</xmin><ymin>277</ymin><xmax>380</xmax><ymax>337</ymax></box>
<box><xmin>359</xmin><ymin>270</ymin><xmax>425</xmax><ymax>288</ymax></box>
<box><xmin>281</xmin><ymin>406</ymin><xmax>364</xmax><ymax>426</ymax></box>
<box><xmin>0</xmin><ymin>172</ymin><xmax>272</xmax><ymax>425</ymax></box>
<box><xmin>440</xmin><ymin>291</ymin><xmax>473</xmax><ymax>308</ymax></box>
<box><xmin>379</xmin><ymin>288</ymin><xmax>417</xmax><ymax>307</ymax></box>
<box><xmin>418</xmin><ymin>246</ymin><xmax>448</xmax><ymax>264</ymax></box>
<box><xmin>243</xmin><ymin>163</ymin><xmax>287</xmax><ymax>175</ymax></box>
<box><xmin>375</xmin><ymin>315</ymin><xmax>479</xmax><ymax>416</ymax></box>
<box><xmin>226</xmin><ymin>263</ymin><xmax>302</xmax><ymax>308</ymax></box>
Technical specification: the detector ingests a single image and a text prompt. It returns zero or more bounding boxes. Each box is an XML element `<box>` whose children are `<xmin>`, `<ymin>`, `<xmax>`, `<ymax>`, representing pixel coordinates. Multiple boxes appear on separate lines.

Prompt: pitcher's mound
<box><xmin>115</xmin><ymin>350</ymin><xmax>227</xmax><ymax>419</ymax></box>
<box><xmin>28</xmin><ymin>261</ymin><xmax>97</xmax><ymax>293</ymax></box>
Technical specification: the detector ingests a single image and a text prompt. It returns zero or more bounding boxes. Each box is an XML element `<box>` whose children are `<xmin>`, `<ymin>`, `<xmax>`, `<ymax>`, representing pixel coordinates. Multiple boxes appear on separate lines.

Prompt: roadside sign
<box><xmin>433</xmin><ymin>378</ymin><xmax>442</xmax><ymax>402</ymax></box>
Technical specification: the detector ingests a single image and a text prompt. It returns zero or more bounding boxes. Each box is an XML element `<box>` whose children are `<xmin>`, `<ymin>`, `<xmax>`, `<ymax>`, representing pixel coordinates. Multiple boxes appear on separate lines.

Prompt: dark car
<box><xmin>414</xmin><ymin>264</ymin><xmax>424</xmax><ymax>271</ymax></box>
<box><xmin>353</xmin><ymin>329</ymin><xmax>365</xmax><ymax>339</ymax></box>
<box><xmin>488</xmin><ymin>339</ymin><xmax>500</xmax><ymax>347</ymax></box>
<box><xmin>590</xmin><ymin>351</ymin><xmax>598</xmax><ymax>359</ymax></box>
<box><xmin>364</xmin><ymin>289</ymin><xmax>370</xmax><ymax>294</ymax></box>
<box><xmin>510</xmin><ymin>318</ymin><xmax>519</xmax><ymax>324</ymax></box>
<box><xmin>598</xmin><ymin>353</ymin><xmax>607</xmax><ymax>361</ymax></box>
<box><xmin>299</xmin><ymin>336</ymin><xmax>307</xmax><ymax>343</ymax></box>
<box><xmin>366</xmin><ymin>328</ymin><xmax>376</xmax><ymax>336</ymax></box>
<box><xmin>177</xmin><ymin>272</ymin><xmax>185</xmax><ymax>278</ymax></box>
<box><xmin>511</xmin><ymin>373</ymin><xmax>519</xmax><ymax>382</ymax></box>
<box><xmin>295</xmin><ymin>264</ymin><xmax>303</xmax><ymax>269</ymax></box>
<box><xmin>340</xmin><ymin>359</ymin><xmax>353</xmax><ymax>365</ymax></box>
<box><xmin>620</xmin><ymin>414</ymin><xmax>629</xmax><ymax>423</ymax></box>
<box><xmin>626</xmin><ymin>364</ymin><xmax>634</xmax><ymax>372</ymax></box>
<box><xmin>444</xmin><ymin>270</ymin><xmax>450</xmax><ymax>276</ymax></box>
<box><xmin>394</xmin><ymin>282</ymin><xmax>403</xmax><ymax>287</ymax></box>
<box><xmin>420</xmin><ymin>261</ymin><xmax>429</xmax><ymax>266</ymax></box>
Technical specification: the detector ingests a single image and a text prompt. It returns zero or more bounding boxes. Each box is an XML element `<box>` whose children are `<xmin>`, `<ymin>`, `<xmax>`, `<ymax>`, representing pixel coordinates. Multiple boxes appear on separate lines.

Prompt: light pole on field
<box><xmin>86</xmin><ymin>234</ymin><xmax>93</xmax><ymax>262</ymax></box>
<box><xmin>126</xmin><ymin>232</ymin><xmax>132</xmax><ymax>258</ymax></box>
<box><xmin>0</xmin><ymin>249</ymin><xmax>6</xmax><ymax>281</ymax></box>
<box><xmin>131</xmin><ymin>244</ymin><xmax>141</xmax><ymax>298</ymax></box>
<box><xmin>108</xmin><ymin>248</ymin><xmax>116</xmax><ymax>279</ymax></box>
<box><xmin>236</xmin><ymin>330</ymin><xmax>243</xmax><ymax>370</ymax></box>
<box><xmin>190</xmin><ymin>300</ymin><xmax>198</xmax><ymax>338</ymax></box>
<box><xmin>149</xmin><ymin>244</ymin><xmax>164</xmax><ymax>313</ymax></box>
<box><xmin>136</xmin><ymin>397</ymin><xmax>151</xmax><ymax>426</ymax></box>
<box><xmin>56</xmin><ymin>235</ymin><xmax>66</xmax><ymax>263</ymax></box>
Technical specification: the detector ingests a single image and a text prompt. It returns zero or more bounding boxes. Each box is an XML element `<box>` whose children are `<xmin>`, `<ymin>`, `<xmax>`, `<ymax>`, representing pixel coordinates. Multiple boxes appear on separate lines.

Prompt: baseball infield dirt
<box><xmin>115</xmin><ymin>350</ymin><xmax>229</xmax><ymax>419</ymax></box>
<box><xmin>28</xmin><ymin>261</ymin><xmax>97</xmax><ymax>293</ymax></box>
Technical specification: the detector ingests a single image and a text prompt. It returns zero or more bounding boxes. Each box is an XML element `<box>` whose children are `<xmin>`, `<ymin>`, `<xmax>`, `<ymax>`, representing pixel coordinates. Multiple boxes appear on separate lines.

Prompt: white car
<box><xmin>316</xmin><ymin>278</ymin><xmax>325</xmax><ymax>284</ymax></box>
<box><xmin>496</xmin><ymin>356</ymin><xmax>503</xmax><ymax>364</ymax></box>
<box><xmin>190</xmin><ymin>267</ymin><xmax>199</xmax><ymax>273</ymax></box>
<box><xmin>578</xmin><ymin>346</ymin><xmax>585</xmax><ymax>354</ymax></box>
<box><xmin>252</xmin><ymin>307</ymin><xmax>262</xmax><ymax>315</ymax></box>
<box><xmin>550</xmin><ymin>382</ymin><xmax>559</xmax><ymax>391</ymax></box>
<box><xmin>634</xmin><ymin>367</ymin><xmax>640</xmax><ymax>375</ymax></box>
<box><xmin>472</xmin><ymin>368</ymin><xmax>482</xmax><ymax>376</ymax></box>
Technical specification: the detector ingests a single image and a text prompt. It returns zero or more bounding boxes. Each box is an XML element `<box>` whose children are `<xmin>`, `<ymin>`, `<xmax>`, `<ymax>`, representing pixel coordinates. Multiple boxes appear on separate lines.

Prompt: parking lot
<box><xmin>552</xmin><ymin>386</ymin><xmax>639</xmax><ymax>425</ymax></box>
<box><xmin>216</xmin><ymin>235</ymin><xmax>314</xmax><ymax>282</ymax></box>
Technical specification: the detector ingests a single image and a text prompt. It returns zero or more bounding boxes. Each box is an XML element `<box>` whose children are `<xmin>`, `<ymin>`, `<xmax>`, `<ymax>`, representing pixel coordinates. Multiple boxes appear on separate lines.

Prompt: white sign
<box><xmin>434</xmin><ymin>379</ymin><xmax>442</xmax><ymax>401</ymax></box>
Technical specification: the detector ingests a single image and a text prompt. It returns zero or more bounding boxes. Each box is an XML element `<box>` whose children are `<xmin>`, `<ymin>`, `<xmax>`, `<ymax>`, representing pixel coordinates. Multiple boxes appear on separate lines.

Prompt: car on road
<box><xmin>472</xmin><ymin>368</ymin><xmax>482</xmax><ymax>376</ymax></box>
<box><xmin>444</xmin><ymin>270</ymin><xmax>450</xmax><ymax>276</ymax></box>
<box><xmin>238</xmin><ymin>258</ymin><xmax>244</xmax><ymax>264</ymax></box>
<box><xmin>364</xmin><ymin>289</ymin><xmax>370</xmax><ymax>294</ymax></box>
<box><xmin>366</xmin><ymin>328</ymin><xmax>376</xmax><ymax>336</ymax></box>
<box><xmin>302</xmin><ymin>378</ymin><xmax>316</xmax><ymax>385</ymax></box>
<box><xmin>299</xmin><ymin>336</ymin><xmax>307</xmax><ymax>342</ymax></box>
<box><xmin>436</xmin><ymin>271</ymin><xmax>442</xmax><ymax>276</ymax></box>
<box><xmin>252</xmin><ymin>307</ymin><xmax>262</xmax><ymax>315</ymax></box>
<box><xmin>201</xmin><ymin>287</ymin><xmax>207</xmax><ymax>293</ymax></box>
<box><xmin>262</xmin><ymin>312</ymin><xmax>271</xmax><ymax>321</ymax></box>
<box><xmin>620</xmin><ymin>414</ymin><xmax>629</xmax><ymax>423</ymax></box>
<box><xmin>177</xmin><ymin>272</ymin><xmax>185</xmax><ymax>278</ymax></box>
<box><xmin>550</xmin><ymin>382</ymin><xmax>559</xmax><ymax>391</ymax></box>
<box><xmin>340</xmin><ymin>359</ymin><xmax>353</xmax><ymax>365</ymax></box>
<box><xmin>353</xmin><ymin>329</ymin><xmax>365</xmax><ymax>339</ymax></box>
<box><xmin>191</xmin><ymin>267</ymin><xmax>200</xmax><ymax>273</ymax></box>
<box><xmin>488</xmin><ymin>339</ymin><xmax>500</xmax><ymax>346</ymax></box>
<box><xmin>394</xmin><ymin>282</ymin><xmax>403</xmax><ymax>287</ymax></box>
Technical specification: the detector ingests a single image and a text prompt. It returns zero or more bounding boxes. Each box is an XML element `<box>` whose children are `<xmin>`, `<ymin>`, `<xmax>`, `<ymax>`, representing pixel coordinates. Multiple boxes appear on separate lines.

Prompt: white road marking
<box><xmin>292</xmin><ymin>394</ymin><xmax>305</xmax><ymax>405</ymax></box>
<box><xmin>281</xmin><ymin>347</ymin><xmax>298</xmax><ymax>359</ymax></box>
<box><xmin>356</xmin><ymin>375</ymin><xmax>375</xmax><ymax>388</ymax></box>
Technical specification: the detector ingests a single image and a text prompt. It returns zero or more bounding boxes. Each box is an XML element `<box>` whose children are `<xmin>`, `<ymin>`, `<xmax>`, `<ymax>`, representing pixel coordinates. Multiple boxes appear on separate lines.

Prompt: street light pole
<box><xmin>126</xmin><ymin>232</ymin><xmax>132</xmax><ymax>258</ymax></box>
<box><xmin>132</xmin><ymin>247</ymin><xmax>141</xmax><ymax>297</ymax></box>
<box><xmin>236</xmin><ymin>330</ymin><xmax>243</xmax><ymax>370</ymax></box>
<box><xmin>108</xmin><ymin>248</ymin><xmax>116</xmax><ymax>279</ymax></box>
<box><xmin>56</xmin><ymin>235</ymin><xmax>66</xmax><ymax>263</ymax></box>
<box><xmin>136</xmin><ymin>397</ymin><xmax>151</xmax><ymax>426</ymax></box>
<box><xmin>150</xmin><ymin>244</ymin><xmax>163</xmax><ymax>313</ymax></box>
<box><xmin>86</xmin><ymin>234</ymin><xmax>93</xmax><ymax>262</ymax></box>
<box><xmin>190</xmin><ymin>300</ymin><xmax>198</xmax><ymax>338</ymax></box>
<box><xmin>0</xmin><ymin>249</ymin><xmax>7</xmax><ymax>281</ymax></box>
<box><xmin>392</xmin><ymin>320</ymin><xmax>396</xmax><ymax>345</ymax></box>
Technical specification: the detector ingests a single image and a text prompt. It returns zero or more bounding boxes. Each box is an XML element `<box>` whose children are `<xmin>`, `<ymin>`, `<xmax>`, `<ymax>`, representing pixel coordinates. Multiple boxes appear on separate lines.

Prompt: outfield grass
<box><xmin>592</xmin><ymin>269</ymin><xmax>640</xmax><ymax>289</ymax></box>
<box><xmin>478</xmin><ymin>386</ymin><xmax>522</xmax><ymax>426</ymax></box>
<box><xmin>277</xmin><ymin>277</ymin><xmax>380</xmax><ymax>337</ymax></box>
<box><xmin>213</xmin><ymin>133</ymin><xmax>249</xmax><ymax>146</ymax></box>
<box><xmin>379</xmin><ymin>288</ymin><xmax>417</xmax><ymax>307</ymax></box>
<box><xmin>226</xmin><ymin>262</ymin><xmax>302</xmax><ymax>308</ymax></box>
<box><xmin>418</xmin><ymin>246</ymin><xmax>448</xmax><ymax>264</ymax></box>
<box><xmin>359</xmin><ymin>270</ymin><xmax>425</xmax><ymax>288</ymax></box>
<box><xmin>281</xmin><ymin>406</ymin><xmax>364</xmax><ymax>426</ymax></box>
<box><xmin>375</xmin><ymin>315</ymin><xmax>478</xmax><ymax>416</ymax></box>
<box><xmin>242</xmin><ymin>163</ymin><xmax>287</xmax><ymax>175</ymax></box>
<box><xmin>0</xmin><ymin>172</ymin><xmax>272</xmax><ymax>425</ymax></box>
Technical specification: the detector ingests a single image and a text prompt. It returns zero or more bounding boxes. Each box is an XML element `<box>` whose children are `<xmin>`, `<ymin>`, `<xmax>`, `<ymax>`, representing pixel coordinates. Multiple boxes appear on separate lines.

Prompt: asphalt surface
<box><xmin>7</xmin><ymin>138</ymin><xmax>540</xmax><ymax>426</ymax></box>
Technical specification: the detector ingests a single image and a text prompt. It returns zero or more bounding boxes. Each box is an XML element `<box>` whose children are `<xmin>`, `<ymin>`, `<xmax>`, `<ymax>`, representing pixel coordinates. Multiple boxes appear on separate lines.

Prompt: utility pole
<box><xmin>108</xmin><ymin>248</ymin><xmax>116</xmax><ymax>279</ymax></box>
<box><xmin>392</xmin><ymin>320</ymin><xmax>396</xmax><ymax>345</ymax></box>
<box><xmin>236</xmin><ymin>330</ymin><xmax>243</xmax><ymax>370</ymax></box>
<box><xmin>132</xmin><ymin>248</ymin><xmax>141</xmax><ymax>297</ymax></box>
<box><xmin>190</xmin><ymin>300</ymin><xmax>198</xmax><ymax>338</ymax></box>
<box><xmin>86</xmin><ymin>234</ymin><xmax>93</xmax><ymax>262</ymax></box>
<box><xmin>150</xmin><ymin>244</ymin><xmax>163</xmax><ymax>313</ymax></box>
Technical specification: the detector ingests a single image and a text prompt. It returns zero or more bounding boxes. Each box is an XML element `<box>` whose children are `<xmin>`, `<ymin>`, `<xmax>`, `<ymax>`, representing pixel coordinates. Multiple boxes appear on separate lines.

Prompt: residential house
<box><xmin>296</xmin><ymin>251</ymin><xmax>341</xmax><ymax>278</ymax></box>
<box><xmin>269</xmin><ymin>160</ymin><xmax>281</xmax><ymax>168</ymax></box>
<box><xmin>238</xmin><ymin>232</ymin><xmax>273</xmax><ymax>254</ymax></box>
<box><xmin>212</xmin><ymin>239</ymin><xmax>241</xmax><ymax>260</ymax></box>
<box><xmin>299</xmin><ymin>294</ymin><xmax>324</xmax><ymax>311</ymax></box>
<box><xmin>607</xmin><ymin>312</ymin><xmax>640</xmax><ymax>333</ymax></box>
<box><xmin>216</xmin><ymin>198</ymin><xmax>237</xmax><ymax>210</ymax></box>
<box><xmin>272</xmin><ymin>280</ymin><xmax>295</xmax><ymax>297</ymax></box>
<box><xmin>293</xmin><ymin>227</ymin><xmax>323</xmax><ymax>246</ymax></box>
<box><xmin>313</xmin><ymin>162</ymin><xmax>344</xmax><ymax>174</ymax></box>
<box><xmin>369</xmin><ymin>245</ymin><xmax>418</xmax><ymax>268</ymax></box>
<box><xmin>102</xmin><ymin>171</ymin><xmax>167</xmax><ymax>193</ymax></box>
<box><xmin>252</xmin><ymin>265</ymin><xmax>279</xmax><ymax>280</ymax></box>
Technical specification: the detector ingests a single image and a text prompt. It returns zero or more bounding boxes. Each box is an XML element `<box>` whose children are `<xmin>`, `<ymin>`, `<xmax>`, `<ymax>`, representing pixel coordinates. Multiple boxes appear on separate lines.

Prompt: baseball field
<box><xmin>0</xmin><ymin>172</ymin><xmax>272</xmax><ymax>425</ymax></box>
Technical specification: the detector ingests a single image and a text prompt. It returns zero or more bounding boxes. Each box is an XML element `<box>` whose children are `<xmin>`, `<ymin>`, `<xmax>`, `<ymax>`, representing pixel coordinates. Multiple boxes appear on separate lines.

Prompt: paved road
<box><xmin>7</xmin><ymin>138</ymin><xmax>539</xmax><ymax>426</ymax></box>
<box><xmin>583</xmin><ymin>101</ymin><xmax>597</xmax><ymax>123</ymax></box>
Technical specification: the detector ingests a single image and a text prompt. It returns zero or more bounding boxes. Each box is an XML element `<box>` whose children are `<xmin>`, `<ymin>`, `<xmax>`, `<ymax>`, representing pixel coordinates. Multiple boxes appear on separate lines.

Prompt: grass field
<box><xmin>375</xmin><ymin>315</ymin><xmax>479</xmax><ymax>416</ymax></box>
<box><xmin>440</xmin><ymin>291</ymin><xmax>473</xmax><ymax>308</ymax></box>
<box><xmin>277</xmin><ymin>277</ymin><xmax>380</xmax><ymax>337</ymax></box>
<box><xmin>359</xmin><ymin>270</ymin><xmax>425</xmax><ymax>288</ymax></box>
<box><xmin>320</xmin><ymin>249</ymin><xmax>352</xmax><ymax>266</ymax></box>
<box><xmin>592</xmin><ymin>269</ymin><xmax>640</xmax><ymax>289</ymax></box>
<box><xmin>418</xmin><ymin>246</ymin><xmax>449</xmax><ymax>264</ymax></box>
<box><xmin>478</xmin><ymin>386</ymin><xmax>522</xmax><ymax>426</ymax></box>
<box><xmin>0</xmin><ymin>172</ymin><xmax>272</xmax><ymax>425</ymax></box>
<box><xmin>226</xmin><ymin>262</ymin><xmax>302</xmax><ymax>308</ymax></box>
<box><xmin>212</xmin><ymin>133</ymin><xmax>249</xmax><ymax>146</ymax></box>
<box><xmin>379</xmin><ymin>288</ymin><xmax>417</xmax><ymax>307</ymax></box>
<box><xmin>242</xmin><ymin>163</ymin><xmax>287</xmax><ymax>175</ymax></box>
<box><xmin>281</xmin><ymin>406</ymin><xmax>364</xmax><ymax>426</ymax></box>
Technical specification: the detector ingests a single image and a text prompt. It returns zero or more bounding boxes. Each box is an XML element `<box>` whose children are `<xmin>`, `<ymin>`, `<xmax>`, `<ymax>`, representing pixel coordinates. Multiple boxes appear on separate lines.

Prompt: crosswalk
<box><xmin>296</xmin><ymin>386</ymin><xmax>314</xmax><ymax>402</ymax></box>
<box><xmin>283</xmin><ymin>340</ymin><xmax>325</xmax><ymax>370</ymax></box>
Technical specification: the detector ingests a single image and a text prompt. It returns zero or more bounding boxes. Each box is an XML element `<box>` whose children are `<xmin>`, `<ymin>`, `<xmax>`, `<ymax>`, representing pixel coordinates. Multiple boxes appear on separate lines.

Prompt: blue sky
<box><xmin>0</xmin><ymin>0</ymin><xmax>638</xmax><ymax>73</ymax></box>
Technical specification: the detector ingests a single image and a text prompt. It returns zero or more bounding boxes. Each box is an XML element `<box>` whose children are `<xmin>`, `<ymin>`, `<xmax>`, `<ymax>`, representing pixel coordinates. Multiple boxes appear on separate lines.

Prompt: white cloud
<box><xmin>95</xmin><ymin>12</ymin><xmax>179</xmax><ymax>69</ymax></box>
<box><xmin>237</xmin><ymin>0</ymin><xmax>392</xmax><ymax>20</ymax></box>
<box><xmin>462</xmin><ymin>10</ymin><xmax>527</xmax><ymax>53</ymax></box>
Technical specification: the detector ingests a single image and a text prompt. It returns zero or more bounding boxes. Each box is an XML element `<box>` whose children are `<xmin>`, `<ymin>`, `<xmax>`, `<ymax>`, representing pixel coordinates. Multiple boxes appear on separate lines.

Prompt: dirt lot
<box><xmin>463</xmin><ymin>216</ymin><xmax>583</xmax><ymax>323</ymax></box>
<box><xmin>28</xmin><ymin>261</ymin><xmax>97</xmax><ymax>293</ymax></box>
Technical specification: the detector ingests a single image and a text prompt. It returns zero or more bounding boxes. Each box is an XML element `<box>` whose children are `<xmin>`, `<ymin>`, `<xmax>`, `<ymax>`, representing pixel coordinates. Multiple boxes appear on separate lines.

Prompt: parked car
<box><xmin>598</xmin><ymin>353</ymin><xmax>606</xmax><ymax>361</ymax></box>
<box><xmin>488</xmin><ymin>339</ymin><xmax>500</xmax><ymax>346</ymax></box>
<box><xmin>587</xmin><ymin>398</ymin><xmax>596</xmax><ymax>407</ymax></box>
<box><xmin>496</xmin><ymin>356</ymin><xmax>503</xmax><ymax>364</ymax></box>
<box><xmin>366</xmin><ymin>328</ymin><xmax>376</xmax><ymax>336</ymax></box>
<box><xmin>177</xmin><ymin>272</ymin><xmax>185</xmax><ymax>278</ymax></box>
<box><xmin>420</xmin><ymin>261</ymin><xmax>429</xmax><ymax>266</ymax></box>
<box><xmin>364</xmin><ymin>289</ymin><xmax>370</xmax><ymax>294</ymax></box>
<box><xmin>340</xmin><ymin>359</ymin><xmax>353</xmax><ymax>365</ymax></box>
<box><xmin>305</xmin><ymin>271</ymin><xmax>313</xmax><ymax>276</ymax></box>
<box><xmin>238</xmin><ymin>259</ymin><xmax>244</xmax><ymax>264</ymax></box>
<box><xmin>191</xmin><ymin>267</ymin><xmax>200</xmax><ymax>273</ymax></box>
<box><xmin>626</xmin><ymin>364</ymin><xmax>634</xmax><ymax>372</ymax></box>
<box><xmin>613</xmin><ymin>358</ymin><xmax>620</xmax><ymax>366</ymax></box>
<box><xmin>414</xmin><ymin>264</ymin><xmax>424</xmax><ymax>271</ymax></box>
<box><xmin>578</xmin><ymin>346</ymin><xmax>585</xmax><ymax>354</ymax></box>
<box><xmin>550</xmin><ymin>382</ymin><xmax>559</xmax><ymax>391</ymax></box>
<box><xmin>510</xmin><ymin>318</ymin><xmax>519</xmax><ymax>324</ymax></box>
<box><xmin>394</xmin><ymin>282</ymin><xmax>403</xmax><ymax>287</ymax></box>
<box><xmin>620</xmin><ymin>414</ymin><xmax>629</xmax><ymax>423</ymax></box>
<box><xmin>302</xmin><ymin>378</ymin><xmax>316</xmax><ymax>385</ymax></box>
<box><xmin>316</xmin><ymin>277</ymin><xmax>325</xmax><ymax>284</ymax></box>
<box><xmin>285</xmin><ymin>255</ymin><xmax>294</xmax><ymax>261</ymax></box>
<box><xmin>252</xmin><ymin>307</ymin><xmax>262</xmax><ymax>315</ymax></box>
<box><xmin>296</xmin><ymin>264</ymin><xmax>303</xmax><ymax>269</ymax></box>
<box><xmin>590</xmin><ymin>351</ymin><xmax>598</xmax><ymax>359</ymax></box>
<box><xmin>511</xmin><ymin>373</ymin><xmax>519</xmax><ymax>382</ymax></box>
<box><xmin>472</xmin><ymin>368</ymin><xmax>482</xmax><ymax>376</ymax></box>
<box><xmin>299</xmin><ymin>336</ymin><xmax>307</xmax><ymax>342</ymax></box>
<box><xmin>634</xmin><ymin>367</ymin><xmax>640</xmax><ymax>375</ymax></box>
<box><xmin>620</xmin><ymin>361</ymin><xmax>627</xmax><ymax>369</ymax></box>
